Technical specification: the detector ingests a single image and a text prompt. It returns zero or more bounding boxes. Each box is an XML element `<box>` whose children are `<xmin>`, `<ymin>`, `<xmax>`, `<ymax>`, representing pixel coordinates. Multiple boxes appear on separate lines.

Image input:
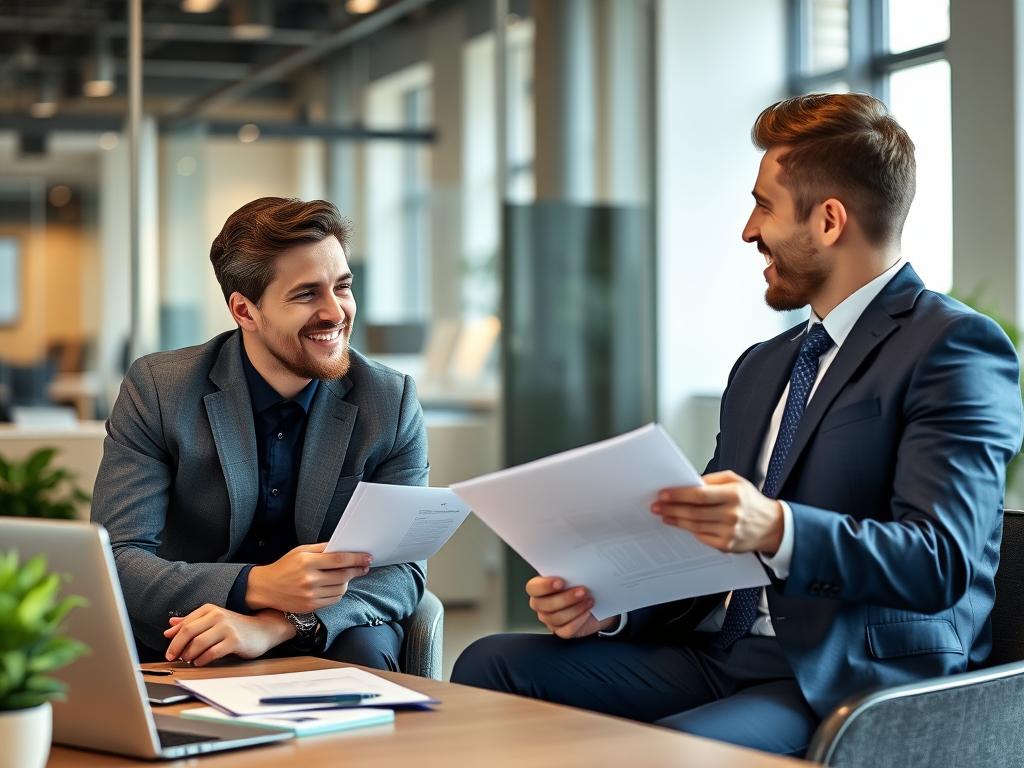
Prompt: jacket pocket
<box><xmin>866</xmin><ymin>619</ymin><xmax>964</xmax><ymax>659</ymax></box>
<box><xmin>819</xmin><ymin>398</ymin><xmax>881</xmax><ymax>434</ymax></box>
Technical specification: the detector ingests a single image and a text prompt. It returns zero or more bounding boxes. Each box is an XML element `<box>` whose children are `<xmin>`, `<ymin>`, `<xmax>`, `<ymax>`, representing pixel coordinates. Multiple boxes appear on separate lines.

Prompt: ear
<box><xmin>817</xmin><ymin>198</ymin><xmax>848</xmax><ymax>246</ymax></box>
<box><xmin>228</xmin><ymin>291</ymin><xmax>259</xmax><ymax>331</ymax></box>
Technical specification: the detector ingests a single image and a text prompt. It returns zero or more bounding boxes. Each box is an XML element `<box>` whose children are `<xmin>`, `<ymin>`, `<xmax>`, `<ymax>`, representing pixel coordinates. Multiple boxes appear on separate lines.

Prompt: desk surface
<box><xmin>49</xmin><ymin>657</ymin><xmax>806</xmax><ymax>767</ymax></box>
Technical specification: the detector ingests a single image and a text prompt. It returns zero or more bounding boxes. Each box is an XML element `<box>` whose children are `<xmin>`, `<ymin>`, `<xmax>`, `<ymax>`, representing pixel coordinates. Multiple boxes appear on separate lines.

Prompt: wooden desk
<box><xmin>48</xmin><ymin>657</ymin><xmax>807</xmax><ymax>767</ymax></box>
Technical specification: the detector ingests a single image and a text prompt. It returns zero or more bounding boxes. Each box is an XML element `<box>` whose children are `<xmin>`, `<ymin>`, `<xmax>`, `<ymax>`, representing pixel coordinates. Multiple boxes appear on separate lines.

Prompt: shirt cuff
<box><xmin>597</xmin><ymin>613</ymin><xmax>629</xmax><ymax>637</ymax></box>
<box><xmin>226</xmin><ymin>564</ymin><xmax>256</xmax><ymax>614</ymax></box>
<box><xmin>758</xmin><ymin>501</ymin><xmax>793</xmax><ymax>580</ymax></box>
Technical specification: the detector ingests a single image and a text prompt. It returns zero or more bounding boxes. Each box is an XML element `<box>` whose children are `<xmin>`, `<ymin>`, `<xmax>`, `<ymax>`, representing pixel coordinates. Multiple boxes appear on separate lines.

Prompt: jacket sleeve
<box><xmin>91</xmin><ymin>359</ymin><xmax>247</xmax><ymax>652</ymax></box>
<box><xmin>314</xmin><ymin>374</ymin><xmax>429</xmax><ymax>646</ymax></box>
<box><xmin>785</xmin><ymin>313</ymin><xmax>1023</xmax><ymax>612</ymax></box>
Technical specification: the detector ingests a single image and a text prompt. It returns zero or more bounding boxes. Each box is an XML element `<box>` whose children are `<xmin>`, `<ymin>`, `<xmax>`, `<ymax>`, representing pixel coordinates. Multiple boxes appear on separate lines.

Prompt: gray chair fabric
<box><xmin>806</xmin><ymin>509</ymin><xmax>1024</xmax><ymax>766</ymax></box>
<box><xmin>400</xmin><ymin>588</ymin><xmax>444</xmax><ymax>680</ymax></box>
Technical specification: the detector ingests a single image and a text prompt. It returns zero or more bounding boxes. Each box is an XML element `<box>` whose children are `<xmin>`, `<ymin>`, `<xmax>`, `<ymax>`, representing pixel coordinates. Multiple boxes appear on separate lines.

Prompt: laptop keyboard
<box><xmin>157</xmin><ymin>729</ymin><xmax>221</xmax><ymax>747</ymax></box>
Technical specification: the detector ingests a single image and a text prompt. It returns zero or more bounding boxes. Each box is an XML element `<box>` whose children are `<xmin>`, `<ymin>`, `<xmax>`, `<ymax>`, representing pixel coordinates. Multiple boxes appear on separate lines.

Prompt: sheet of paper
<box><xmin>450</xmin><ymin>423</ymin><xmax>769</xmax><ymax>620</ymax></box>
<box><xmin>324</xmin><ymin>483</ymin><xmax>472</xmax><ymax>567</ymax></box>
<box><xmin>180</xmin><ymin>705</ymin><xmax>395</xmax><ymax>736</ymax></box>
<box><xmin>175</xmin><ymin>667</ymin><xmax>436</xmax><ymax>716</ymax></box>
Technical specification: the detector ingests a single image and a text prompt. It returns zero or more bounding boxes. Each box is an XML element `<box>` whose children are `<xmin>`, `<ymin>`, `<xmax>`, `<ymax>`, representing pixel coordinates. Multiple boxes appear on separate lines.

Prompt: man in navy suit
<box><xmin>451</xmin><ymin>93</ymin><xmax>1023</xmax><ymax>756</ymax></box>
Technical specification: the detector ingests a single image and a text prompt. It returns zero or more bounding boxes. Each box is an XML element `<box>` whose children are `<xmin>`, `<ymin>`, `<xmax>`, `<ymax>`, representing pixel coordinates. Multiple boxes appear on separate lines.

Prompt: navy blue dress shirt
<box><xmin>225</xmin><ymin>342</ymin><xmax>319</xmax><ymax>613</ymax></box>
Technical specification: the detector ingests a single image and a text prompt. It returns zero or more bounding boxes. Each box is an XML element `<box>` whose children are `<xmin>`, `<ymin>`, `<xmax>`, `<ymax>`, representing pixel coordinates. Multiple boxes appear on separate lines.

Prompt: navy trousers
<box><xmin>451</xmin><ymin>632</ymin><xmax>818</xmax><ymax>757</ymax></box>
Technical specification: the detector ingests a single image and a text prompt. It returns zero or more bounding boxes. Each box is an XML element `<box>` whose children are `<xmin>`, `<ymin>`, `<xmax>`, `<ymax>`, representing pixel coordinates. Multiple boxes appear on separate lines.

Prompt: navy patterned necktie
<box><xmin>713</xmin><ymin>322</ymin><xmax>835</xmax><ymax>650</ymax></box>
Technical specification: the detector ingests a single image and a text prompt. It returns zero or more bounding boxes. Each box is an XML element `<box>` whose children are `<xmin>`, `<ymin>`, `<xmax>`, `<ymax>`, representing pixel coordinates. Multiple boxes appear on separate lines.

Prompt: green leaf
<box><xmin>0</xmin><ymin>650</ymin><xmax>27</xmax><ymax>686</ymax></box>
<box><xmin>23</xmin><ymin>673</ymin><xmax>67</xmax><ymax>696</ymax></box>
<box><xmin>1</xmin><ymin>690</ymin><xmax>61</xmax><ymax>709</ymax></box>
<box><xmin>27</xmin><ymin>637</ymin><xmax>88</xmax><ymax>673</ymax></box>
<box><xmin>16</xmin><ymin>573</ymin><xmax>60</xmax><ymax>627</ymax></box>
<box><xmin>23</xmin><ymin>449</ymin><xmax>57</xmax><ymax>483</ymax></box>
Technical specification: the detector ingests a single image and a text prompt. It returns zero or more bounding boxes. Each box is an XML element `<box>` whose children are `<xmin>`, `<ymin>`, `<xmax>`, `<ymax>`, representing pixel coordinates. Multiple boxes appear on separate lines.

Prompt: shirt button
<box><xmin>258</xmin><ymin>540</ymin><xmax>265</xmax><ymax>548</ymax></box>
<box><xmin>271</xmin><ymin>488</ymin><xmax>280</xmax><ymax>497</ymax></box>
<box><xmin>277</xmin><ymin>432</ymin><xmax>284</xmax><ymax>440</ymax></box>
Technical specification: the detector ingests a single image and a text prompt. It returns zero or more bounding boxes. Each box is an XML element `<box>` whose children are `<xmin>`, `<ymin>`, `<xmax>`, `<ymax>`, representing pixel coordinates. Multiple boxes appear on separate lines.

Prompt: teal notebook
<box><xmin>180</xmin><ymin>705</ymin><xmax>395</xmax><ymax>736</ymax></box>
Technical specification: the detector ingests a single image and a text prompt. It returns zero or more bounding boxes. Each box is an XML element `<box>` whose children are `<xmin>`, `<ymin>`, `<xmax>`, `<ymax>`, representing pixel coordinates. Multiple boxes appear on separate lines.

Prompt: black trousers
<box><xmin>136</xmin><ymin>620</ymin><xmax>404</xmax><ymax>671</ymax></box>
<box><xmin>451</xmin><ymin>632</ymin><xmax>819</xmax><ymax>757</ymax></box>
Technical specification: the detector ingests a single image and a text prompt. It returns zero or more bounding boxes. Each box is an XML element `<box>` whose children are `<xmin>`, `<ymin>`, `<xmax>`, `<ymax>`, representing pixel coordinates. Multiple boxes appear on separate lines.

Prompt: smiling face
<box><xmin>741</xmin><ymin>147</ymin><xmax>833</xmax><ymax>312</ymax></box>
<box><xmin>234</xmin><ymin>235</ymin><xmax>356</xmax><ymax>391</ymax></box>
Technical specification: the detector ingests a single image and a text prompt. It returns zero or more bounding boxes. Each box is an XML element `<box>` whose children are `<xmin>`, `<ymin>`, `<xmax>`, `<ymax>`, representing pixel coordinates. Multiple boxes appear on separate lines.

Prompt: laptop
<box><xmin>1</xmin><ymin>518</ymin><xmax>294</xmax><ymax>759</ymax></box>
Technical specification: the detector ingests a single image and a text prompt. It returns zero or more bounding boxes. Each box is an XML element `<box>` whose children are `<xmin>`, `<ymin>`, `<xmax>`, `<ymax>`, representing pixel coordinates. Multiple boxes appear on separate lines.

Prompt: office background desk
<box><xmin>48</xmin><ymin>657</ymin><xmax>806</xmax><ymax>767</ymax></box>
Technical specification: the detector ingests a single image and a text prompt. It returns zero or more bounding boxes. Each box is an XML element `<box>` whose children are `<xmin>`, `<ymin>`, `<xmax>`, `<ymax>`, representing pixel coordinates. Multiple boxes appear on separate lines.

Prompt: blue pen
<box><xmin>258</xmin><ymin>692</ymin><xmax>381</xmax><ymax>706</ymax></box>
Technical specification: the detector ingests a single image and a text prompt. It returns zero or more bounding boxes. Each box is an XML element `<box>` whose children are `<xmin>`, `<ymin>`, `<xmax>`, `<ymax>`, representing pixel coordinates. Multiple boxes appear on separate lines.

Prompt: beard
<box><xmin>260</xmin><ymin>317</ymin><xmax>352</xmax><ymax>381</ymax></box>
<box><xmin>761</xmin><ymin>230</ymin><xmax>831</xmax><ymax>312</ymax></box>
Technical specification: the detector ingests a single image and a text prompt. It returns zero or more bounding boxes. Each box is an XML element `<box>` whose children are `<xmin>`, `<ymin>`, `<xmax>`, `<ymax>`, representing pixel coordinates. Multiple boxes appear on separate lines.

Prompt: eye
<box><xmin>336</xmin><ymin>283</ymin><xmax>352</xmax><ymax>294</ymax></box>
<box><xmin>294</xmin><ymin>291</ymin><xmax>314</xmax><ymax>300</ymax></box>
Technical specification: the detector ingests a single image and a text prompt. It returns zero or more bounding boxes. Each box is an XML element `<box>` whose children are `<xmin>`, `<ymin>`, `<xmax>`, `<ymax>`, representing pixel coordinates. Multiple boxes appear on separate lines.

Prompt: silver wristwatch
<box><xmin>283</xmin><ymin>611</ymin><xmax>320</xmax><ymax>639</ymax></box>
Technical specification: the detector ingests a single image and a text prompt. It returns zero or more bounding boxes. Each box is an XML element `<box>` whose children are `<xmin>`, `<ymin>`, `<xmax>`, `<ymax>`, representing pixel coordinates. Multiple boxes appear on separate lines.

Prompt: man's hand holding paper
<box><xmin>450</xmin><ymin>424</ymin><xmax>770</xmax><ymax>621</ymax></box>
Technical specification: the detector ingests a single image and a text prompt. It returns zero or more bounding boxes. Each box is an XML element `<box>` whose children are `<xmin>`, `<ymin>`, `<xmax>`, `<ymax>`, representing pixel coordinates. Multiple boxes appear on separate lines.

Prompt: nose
<box><xmin>742</xmin><ymin>210</ymin><xmax>759</xmax><ymax>244</ymax></box>
<box><xmin>317</xmin><ymin>294</ymin><xmax>345</xmax><ymax>326</ymax></box>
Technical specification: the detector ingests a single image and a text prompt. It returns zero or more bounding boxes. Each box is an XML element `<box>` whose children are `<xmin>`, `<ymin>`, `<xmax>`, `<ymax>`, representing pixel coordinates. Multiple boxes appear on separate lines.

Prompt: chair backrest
<box><xmin>989</xmin><ymin>509</ymin><xmax>1024</xmax><ymax>666</ymax></box>
<box><xmin>400</xmin><ymin>588</ymin><xmax>444</xmax><ymax>680</ymax></box>
<box><xmin>806</xmin><ymin>661</ymin><xmax>1024</xmax><ymax>767</ymax></box>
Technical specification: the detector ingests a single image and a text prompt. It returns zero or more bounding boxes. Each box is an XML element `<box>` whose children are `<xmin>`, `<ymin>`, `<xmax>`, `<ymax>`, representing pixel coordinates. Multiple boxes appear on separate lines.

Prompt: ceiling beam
<box><xmin>0</xmin><ymin>17</ymin><xmax>322</xmax><ymax>46</ymax></box>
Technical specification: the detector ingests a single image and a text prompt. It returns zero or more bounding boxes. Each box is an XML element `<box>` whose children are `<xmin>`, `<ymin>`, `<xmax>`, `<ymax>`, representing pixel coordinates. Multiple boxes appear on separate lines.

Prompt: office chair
<box><xmin>806</xmin><ymin>509</ymin><xmax>1024</xmax><ymax>766</ymax></box>
<box><xmin>400</xmin><ymin>588</ymin><xmax>444</xmax><ymax>680</ymax></box>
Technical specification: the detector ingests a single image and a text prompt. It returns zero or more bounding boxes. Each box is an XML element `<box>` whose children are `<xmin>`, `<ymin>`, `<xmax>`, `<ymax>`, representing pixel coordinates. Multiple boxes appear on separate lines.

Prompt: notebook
<box><xmin>181</xmin><ymin>706</ymin><xmax>395</xmax><ymax>736</ymax></box>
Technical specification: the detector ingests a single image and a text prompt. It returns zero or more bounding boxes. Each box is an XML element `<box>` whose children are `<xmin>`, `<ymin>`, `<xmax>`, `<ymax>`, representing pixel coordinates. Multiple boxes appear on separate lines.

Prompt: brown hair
<box><xmin>210</xmin><ymin>197</ymin><xmax>352</xmax><ymax>304</ymax></box>
<box><xmin>751</xmin><ymin>93</ymin><xmax>916</xmax><ymax>245</ymax></box>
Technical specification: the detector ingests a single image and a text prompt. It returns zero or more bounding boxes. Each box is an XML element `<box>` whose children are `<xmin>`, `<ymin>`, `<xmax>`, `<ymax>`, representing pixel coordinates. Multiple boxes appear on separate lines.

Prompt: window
<box><xmin>788</xmin><ymin>0</ymin><xmax>951</xmax><ymax>291</ymax></box>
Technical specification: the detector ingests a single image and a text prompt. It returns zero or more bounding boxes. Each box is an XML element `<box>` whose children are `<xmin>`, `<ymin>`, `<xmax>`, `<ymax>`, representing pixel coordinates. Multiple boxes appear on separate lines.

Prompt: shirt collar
<box><xmin>803</xmin><ymin>258</ymin><xmax>905</xmax><ymax>348</ymax></box>
<box><xmin>240</xmin><ymin>336</ymin><xmax>319</xmax><ymax>416</ymax></box>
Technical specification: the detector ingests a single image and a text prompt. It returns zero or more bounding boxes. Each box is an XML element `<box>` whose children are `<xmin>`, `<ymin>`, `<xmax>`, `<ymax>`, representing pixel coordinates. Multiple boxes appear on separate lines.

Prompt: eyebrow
<box><xmin>286</xmin><ymin>273</ymin><xmax>354</xmax><ymax>296</ymax></box>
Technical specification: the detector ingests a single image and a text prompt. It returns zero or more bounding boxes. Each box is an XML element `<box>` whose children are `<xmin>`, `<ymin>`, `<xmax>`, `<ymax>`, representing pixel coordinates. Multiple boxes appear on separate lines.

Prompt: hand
<box><xmin>651</xmin><ymin>470</ymin><xmax>784</xmax><ymax>554</ymax></box>
<box><xmin>163</xmin><ymin>605</ymin><xmax>294</xmax><ymax>666</ymax></box>
<box><xmin>246</xmin><ymin>543</ymin><xmax>371</xmax><ymax>613</ymax></box>
<box><xmin>525</xmin><ymin>576</ymin><xmax>617</xmax><ymax>639</ymax></box>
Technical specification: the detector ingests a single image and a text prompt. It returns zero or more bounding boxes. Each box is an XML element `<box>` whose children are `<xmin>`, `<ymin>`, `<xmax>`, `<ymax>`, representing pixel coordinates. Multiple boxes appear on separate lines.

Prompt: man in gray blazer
<box><xmin>92</xmin><ymin>197</ymin><xmax>428</xmax><ymax>670</ymax></box>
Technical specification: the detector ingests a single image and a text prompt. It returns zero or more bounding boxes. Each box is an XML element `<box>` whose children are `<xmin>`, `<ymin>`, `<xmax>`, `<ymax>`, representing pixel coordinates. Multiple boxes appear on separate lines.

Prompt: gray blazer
<box><xmin>92</xmin><ymin>329</ymin><xmax>429</xmax><ymax>652</ymax></box>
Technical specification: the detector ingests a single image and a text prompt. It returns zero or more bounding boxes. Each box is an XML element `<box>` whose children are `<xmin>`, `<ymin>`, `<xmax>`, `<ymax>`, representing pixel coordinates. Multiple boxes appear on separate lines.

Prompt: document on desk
<box><xmin>324</xmin><ymin>482</ymin><xmax>472</xmax><ymax>566</ymax></box>
<box><xmin>176</xmin><ymin>667</ymin><xmax>437</xmax><ymax>717</ymax></box>
<box><xmin>450</xmin><ymin>423</ymin><xmax>769</xmax><ymax>620</ymax></box>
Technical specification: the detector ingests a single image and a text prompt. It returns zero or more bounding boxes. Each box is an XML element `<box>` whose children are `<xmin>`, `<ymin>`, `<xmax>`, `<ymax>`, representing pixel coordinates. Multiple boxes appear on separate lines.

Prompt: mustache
<box><xmin>755</xmin><ymin>238</ymin><xmax>771</xmax><ymax>257</ymax></box>
<box><xmin>301</xmin><ymin>321</ymin><xmax>347</xmax><ymax>335</ymax></box>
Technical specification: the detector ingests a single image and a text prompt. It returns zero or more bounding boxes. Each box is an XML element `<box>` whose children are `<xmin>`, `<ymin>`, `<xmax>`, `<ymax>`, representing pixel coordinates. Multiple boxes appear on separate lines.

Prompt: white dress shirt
<box><xmin>601</xmin><ymin>259</ymin><xmax>904</xmax><ymax>639</ymax></box>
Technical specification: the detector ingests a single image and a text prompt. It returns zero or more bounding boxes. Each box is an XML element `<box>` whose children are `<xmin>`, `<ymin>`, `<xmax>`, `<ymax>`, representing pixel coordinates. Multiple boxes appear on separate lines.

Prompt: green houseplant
<box><xmin>0</xmin><ymin>448</ymin><xmax>90</xmax><ymax>519</ymax></box>
<box><xmin>0</xmin><ymin>550</ymin><xmax>88</xmax><ymax>768</ymax></box>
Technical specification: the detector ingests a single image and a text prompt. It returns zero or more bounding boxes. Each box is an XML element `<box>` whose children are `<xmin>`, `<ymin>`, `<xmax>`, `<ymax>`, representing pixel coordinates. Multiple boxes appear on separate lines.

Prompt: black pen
<box><xmin>259</xmin><ymin>692</ymin><xmax>381</xmax><ymax>706</ymax></box>
<box><xmin>140</xmin><ymin>669</ymin><xmax>174</xmax><ymax>676</ymax></box>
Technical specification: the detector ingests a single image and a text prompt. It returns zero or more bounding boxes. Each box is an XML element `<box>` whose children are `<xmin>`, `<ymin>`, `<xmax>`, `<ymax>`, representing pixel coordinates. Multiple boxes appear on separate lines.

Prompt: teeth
<box><xmin>306</xmin><ymin>330</ymin><xmax>341</xmax><ymax>342</ymax></box>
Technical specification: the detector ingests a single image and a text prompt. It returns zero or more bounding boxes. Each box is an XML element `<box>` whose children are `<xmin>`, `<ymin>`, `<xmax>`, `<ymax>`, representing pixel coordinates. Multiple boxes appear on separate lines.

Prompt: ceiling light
<box><xmin>181</xmin><ymin>0</ymin><xmax>221</xmax><ymax>11</ymax></box>
<box><xmin>49</xmin><ymin>185</ymin><xmax>73</xmax><ymax>208</ymax></box>
<box><xmin>230</xmin><ymin>0</ymin><xmax>274</xmax><ymax>40</ymax></box>
<box><xmin>30</xmin><ymin>74</ymin><xmax>60</xmax><ymax>119</ymax></box>
<box><xmin>345</xmin><ymin>0</ymin><xmax>380</xmax><ymax>13</ymax></box>
<box><xmin>83</xmin><ymin>32</ymin><xmax>115</xmax><ymax>98</ymax></box>
<box><xmin>99</xmin><ymin>132</ymin><xmax>120</xmax><ymax>151</ymax></box>
<box><xmin>237</xmin><ymin>123</ymin><xmax>260</xmax><ymax>143</ymax></box>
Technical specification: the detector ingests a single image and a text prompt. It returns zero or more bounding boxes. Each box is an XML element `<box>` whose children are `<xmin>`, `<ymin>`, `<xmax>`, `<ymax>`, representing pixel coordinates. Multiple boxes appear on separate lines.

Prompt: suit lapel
<box><xmin>204</xmin><ymin>332</ymin><xmax>259</xmax><ymax>558</ymax></box>
<box><xmin>295</xmin><ymin>376</ymin><xmax>358</xmax><ymax>542</ymax></box>
<box><xmin>774</xmin><ymin>263</ymin><xmax>923</xmax><ymax>491</ymax></box>
<box><xmin>731</xmin><ymin>330</ymin><xmax>803</xmax><ymax>480</ymax></box>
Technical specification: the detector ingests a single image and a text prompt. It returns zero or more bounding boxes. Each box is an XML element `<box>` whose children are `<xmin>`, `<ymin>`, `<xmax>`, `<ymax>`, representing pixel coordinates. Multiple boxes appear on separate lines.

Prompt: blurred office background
<box><xmin>0</xmin><ymin>0</ymin><xmax>1014</xmax><ymax>676</ymax></box>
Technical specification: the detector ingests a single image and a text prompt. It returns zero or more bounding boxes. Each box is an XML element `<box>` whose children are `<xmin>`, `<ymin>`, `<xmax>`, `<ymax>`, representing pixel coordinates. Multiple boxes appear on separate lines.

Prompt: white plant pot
<box><xmin>0</xmin><ymin>702</ymin><xmax>52</xmax><ymax>768</ymax></box>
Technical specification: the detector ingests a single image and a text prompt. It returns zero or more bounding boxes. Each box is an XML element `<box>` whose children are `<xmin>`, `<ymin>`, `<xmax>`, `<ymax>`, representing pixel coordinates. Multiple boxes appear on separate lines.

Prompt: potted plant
<box><xmin>0</xmin><ymin>448</ymin><xmax>90</xmax><ymax>519</ymax></box>
<box><xmin>0</xmin><ymin>550</ymin><xmax>88</xmax><ymax>768</ymax></box>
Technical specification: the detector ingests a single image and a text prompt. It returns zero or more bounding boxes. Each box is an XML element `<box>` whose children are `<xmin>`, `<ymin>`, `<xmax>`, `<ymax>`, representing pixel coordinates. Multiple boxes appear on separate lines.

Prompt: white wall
<box><xmin>655</xmin><ymin>0</ymin><xmax>789</xmax><ymax>463</ymax></box>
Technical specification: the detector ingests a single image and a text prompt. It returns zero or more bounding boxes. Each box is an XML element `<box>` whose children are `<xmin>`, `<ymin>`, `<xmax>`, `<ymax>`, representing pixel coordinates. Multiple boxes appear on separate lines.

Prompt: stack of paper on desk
<box><xmin>175</xmin><ymin>667</ymin><xmax>436</xmax><ymax>717</ymax></box>
<box><xmin>325</xmin><ymin>483</ymin><xmax>471</xmax><ymax>566</ymax></box>
<box><xmin>181</xmin><ymin>706</ymin><xmax>395</xmax><ymax>737</ymax></box>
<box><xmin>450</xmin><ymin>423</ymin><xmax>769</xmax><ymax>620</ymax></box>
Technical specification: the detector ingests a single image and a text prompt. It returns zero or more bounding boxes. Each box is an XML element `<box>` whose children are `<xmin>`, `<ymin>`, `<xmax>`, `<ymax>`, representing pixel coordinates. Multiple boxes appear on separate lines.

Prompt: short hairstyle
<box><xmin>751</xmin><ymin>93</ymin><xmax>916</xmax><ymax>245</ymax></box>
<box><xmin>209</xmin><ymin>197</ymin><xmax>352</xmax><ymax>304</ymax></box>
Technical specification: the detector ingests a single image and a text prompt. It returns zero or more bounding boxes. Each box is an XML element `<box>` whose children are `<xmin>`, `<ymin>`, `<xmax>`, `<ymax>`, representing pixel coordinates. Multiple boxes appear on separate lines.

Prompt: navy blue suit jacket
<box><xmin>622</xmin><ymin>264</ymin><xmax>1023</xmax><ymax>717</ymax></box>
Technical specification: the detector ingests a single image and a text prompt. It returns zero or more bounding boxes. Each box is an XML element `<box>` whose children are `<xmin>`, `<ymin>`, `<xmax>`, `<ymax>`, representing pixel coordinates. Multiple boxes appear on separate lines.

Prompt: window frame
<box><xmin>786</xmin><ymin>0</ymin><xmax>947</xmax><ymax>102</ymax></box>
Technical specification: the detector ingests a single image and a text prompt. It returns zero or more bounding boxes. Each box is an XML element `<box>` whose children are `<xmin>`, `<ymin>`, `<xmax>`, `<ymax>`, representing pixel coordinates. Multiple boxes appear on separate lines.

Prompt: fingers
<box><xmin>656</xmin><ymin>483</ymin><xmax>739</xmax><ymax>506</ymax></box>
<box><xmin>164</xmin><ymin>606</ymin><xmax>220</xmax><ymax>661</ymax></box>
<box><xmin>525</xmin><ymin>576</ymin><xmax>566</xmax><ymax>598</ymax></box>
<box><xmin>315</xmin><ymin>552</ymin><xmax>372</xmax><ymax>569</ymax></box>
<box><xmin>529</xmin><ymin>585</ymin><xmax>589</xmax><ymax>615</ymax></box>
<box><xmin>539</xmin><ymin>596</ymin><xmax>594</xmax><ymax>633</ymax></box>
<box><xmin>554</xmin><ymin>608</ymin><xmax>595</xmax><ymax>639</ymax></box>
<box><xmin>192</xmin><ymin>640</ymin><xmax>232</xmax><ymax>668</ymax></box>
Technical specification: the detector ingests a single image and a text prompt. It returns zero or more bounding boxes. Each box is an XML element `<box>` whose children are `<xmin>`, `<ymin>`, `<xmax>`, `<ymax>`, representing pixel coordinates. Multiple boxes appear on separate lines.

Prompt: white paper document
<box><xmin>180</xmin><ymin>705</ymin><xmax>395</xmax><ymax>736</ymax></box>
<box><xmin>325</xmin><ymin>482</ymin><xmax>472</xmax><ymax>567</ymax></box>
<box><xmin>450</xmin><ymin>423</ymin><xmax>769</xmax><ymax>620</ymax></box>
<box><xmin>175</xmin><ymin>667</ymin><xmax>436</xmax><ymax>716</ymax></box>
